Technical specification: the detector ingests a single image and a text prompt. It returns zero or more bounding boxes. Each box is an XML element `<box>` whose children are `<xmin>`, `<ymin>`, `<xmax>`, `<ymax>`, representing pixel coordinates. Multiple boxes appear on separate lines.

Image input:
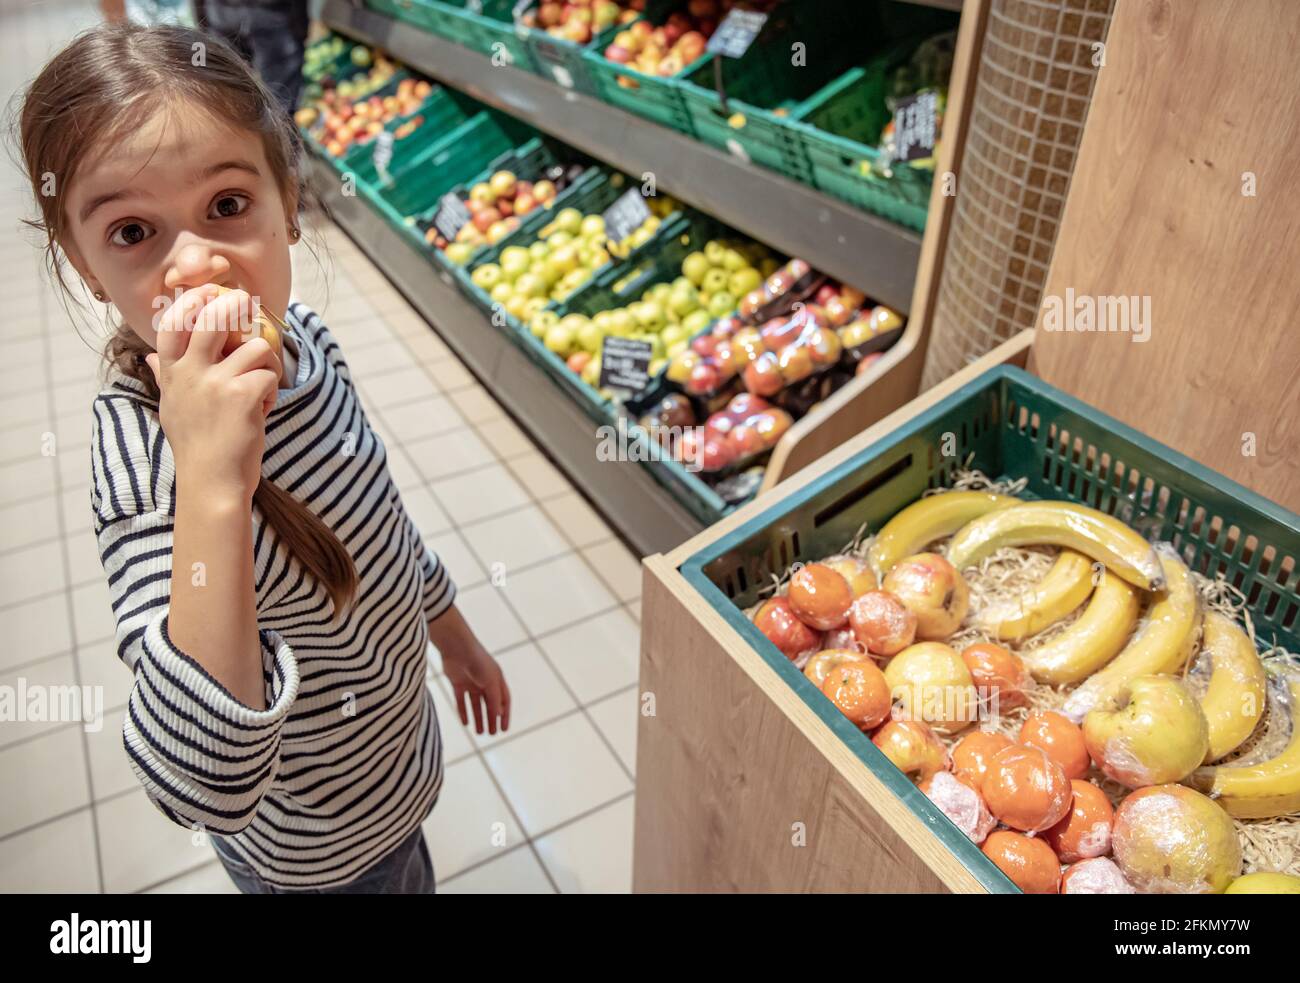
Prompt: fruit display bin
<box><xmin>363</xmin><ymin>0</ymin><xmax>442</xmax><ymax>32</ymax></box>
<box><xmin>418</xmin><ymin>135</ymin><xmax>597</xmax><ymax>270</ymax></box>
<box><xmin>421</xmin><ymin>0</ymin><xmax>533</xmax><ymax>71</ymax></box>
<box><xmin>520</xmin><ymin>9</ymin><xmax>626</xmax><ymax>94</ymax></box>
<box><xmin>359</xmin><ymin>110</ymin><xmax>534</xmax><ymax>241</ymax></box>
<box><xmin>636</xmin><ymin>353</ymin><xmax>1300</xmax><ymax>893</ymax></box>
<box><xmin>790</xmin><ymin>48</ymin><xmax>936</xmax><ymax>233</ymax></box>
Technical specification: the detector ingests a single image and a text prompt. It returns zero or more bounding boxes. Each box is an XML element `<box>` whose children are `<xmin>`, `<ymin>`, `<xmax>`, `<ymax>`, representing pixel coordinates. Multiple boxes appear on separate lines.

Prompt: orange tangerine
<box><xmin>982</xmin><ymin>830</ymin><xmax>1062</xmax><ymax>894</ymax></box>
<box><xmin>822</xmin><ymin>661</ymin><xmax>891</xmax><ymax>731</ymax></box>
<box><xmin>803</xmin><ymin>649</ymin><xmax>866</xmax><ymax>690</ymax></box>
<box><xmin>788</xmin><ymin>563</ymin><xmax>854</xmax><ymax>631</ymax></box>
<box><xmin>1043</xmin><ymin>779</ymin><xmax>1115</xmax><ymax>863</ymax></box>
<box><xmin>849</xmin><ymin>590</ymin><xmax>917</xmax><ymax>657</ymax></box>
<box><xmin>1020</xmin><ymin>710</ymin><xmax>1090</xmax><ymax>780</ymax></box>
<box><xmin>961</xmin><ymin>643</ymin><xmax>1031</xmax><ymax>711</ymax></box>
<box><xmin>950</xmin><ymin>731</ymin><xmax>1014</xmax><ymax>791</ymax></box>
<box><xmin>1060</xmin><ymin>857</ymin><xmax>1135</xmax><ymax>894</ymax></box>
<box><xmin>983</xmin><ymin>743</ymin><xmax>1073</xmax><ymax>832</ymax></box>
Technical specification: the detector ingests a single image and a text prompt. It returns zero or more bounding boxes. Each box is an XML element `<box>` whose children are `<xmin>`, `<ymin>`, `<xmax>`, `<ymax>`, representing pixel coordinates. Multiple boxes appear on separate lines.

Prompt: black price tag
<box><xmin>432</xmin><ymin>192</ymin><xmax>472</xmax><ymax>241</ymax></box>
<box><xmin>893</xmin><ymin>90</ymin><xmax>939</xmax><ymax>162</ymax></box>
<box><xmin>602</xmin><ymin>188</ymin><xmax>652</xmax><ymax>245</ymax></box>
<box><xmin>706</xmin><ymin>9</ymin><xmax>768</xmax><ymax>58</ymax></box>
<box><xmin>599</xmin><ymin>337</ymin><xmax>653</xmax><ymax>393</ymax></box>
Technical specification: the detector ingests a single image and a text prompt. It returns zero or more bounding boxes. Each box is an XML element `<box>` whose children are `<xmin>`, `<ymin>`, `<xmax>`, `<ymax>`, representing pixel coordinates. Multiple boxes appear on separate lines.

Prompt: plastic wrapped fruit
<box><xmin>695</xmin><ymin>394</ymin><xmax>792</xmax><ymax>471</ymax></box>
<box><xmin>848</xmin><ymin>590</ymin><xmax>917</xmax><ymax>658</ymax></box>
<box><xmin>950</xmin><ymin>731</ymin><xmax>1013</xmax><ymax>792</ymax></box>
<box><xmin>1019</xmin><ymin>710</ymin><xmax>1090</xmax><ymax>781</ymax></box>
<box><xmin>882</xmin><ymin>552</ymin><xmax>970</xmax><ymax>639</ymax></box>
<box><xmin>822</xmin><ymin>661</ymin><xmax>892</xmax><ymax>731</ymax></box>
<box><xmin>820</xmin><ymin>555</ymin><xmax>877</xmax><ymax>600</ymax></box>
<box><xmin>1043</xmin><ymin>779</ymin><xmax>1114</xmax><ymax>863</ymax></box>
<box><xmin>1060</xmin><ymin>857</ymin><xmax>1136</xmax><ymax>894</ymax></box>
<box><xmin>920</xmin><ymin>770</ymin><xmax>995</xmax><ymax>844</ymax></box>
<box><xmin>803</xmin><ymin>649</ymin><xmax>867</xmax><ymax>690</ymax></box>
<box><xmin>961</xmin><ymin>643</ymin><xmax>1031</xmax><ymax>712</ymax></box>
<box><xmin>788</xmin><ymin>563</ymin><xmax>854</xmax><ymax>631</ymax></box>
<box><xmin>752</xmin><ymin>596</ymin><xmax>821</xmax><ymax>663</ymax></box>
<box><xmin>981</xmin><ymin>743</ymin><xmax>1073</xmax><ymax>832</ymax></box>
<box><xmin>872</xmin><ymin>719</ymin><xmax>947</xmax><ymax>782</ymax></box>
<box><xmin>982</xmin><ymin>831</ymin><xmax>1061</xmax><ymax>894</ymax></box>
<box><xmin>884</xmin><ymin>642</ymin><xmax>978</xmax><ymax>735</ymax></box>
<box><xmin>1111</xmin><ymin>784</ymin><xmax>1241</xmax><ymax>894</ymax></box>
<box><xmin>738</xmin><ymin>258</ymin><xmax>818</xmax><ymax>322</ymax></box>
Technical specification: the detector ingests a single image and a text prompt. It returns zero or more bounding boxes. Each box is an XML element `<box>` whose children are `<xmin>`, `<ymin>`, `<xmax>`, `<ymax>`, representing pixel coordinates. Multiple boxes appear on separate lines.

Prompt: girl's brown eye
<box><xmin>212</xmin><ymin>194</ymin><xmax>249</xmax><ymax>219</ymax></box>
<box><xmin>110</xmin><ymin>222</ymin><xmax>153</xmax><ymax>247</ymax></box>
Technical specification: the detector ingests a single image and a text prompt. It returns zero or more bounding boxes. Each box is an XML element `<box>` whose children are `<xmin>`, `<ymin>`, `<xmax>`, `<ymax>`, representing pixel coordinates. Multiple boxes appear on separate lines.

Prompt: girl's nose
<box><xmin>163</xmin><ymin>238</ymin><xmax>232</xmax><ymax>293</ymax></box>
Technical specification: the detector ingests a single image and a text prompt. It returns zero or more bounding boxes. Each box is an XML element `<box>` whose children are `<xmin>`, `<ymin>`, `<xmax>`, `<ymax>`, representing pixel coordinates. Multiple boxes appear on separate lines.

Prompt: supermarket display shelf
<box><xmin>318</xmin><ymin>0</ymin><xmax>923</xmax><ymax>314</ymax></box>
<box><xmin>307</xmin><ymin>154</ymin><xmax>704</xmax><ymax>556</ymax></box>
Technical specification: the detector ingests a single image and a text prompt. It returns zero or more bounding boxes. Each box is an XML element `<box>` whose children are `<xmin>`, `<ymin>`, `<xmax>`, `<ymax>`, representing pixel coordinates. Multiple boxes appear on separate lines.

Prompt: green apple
<box><xmin>470</xmin><ymin>263</ymin><xmax>502</xmax><ymax>290</ymax></box>
<box><xmin>648</xmin><ymin>283</ymin><xmax>672</xmax><ymax>306</ymax></box>
<box><xmin>543</xmin><ymin>323</ymin><xmax>575</xmax><ymax>356</ymax></box>
<box><xmin>701</xmin><ymin>268</ymin><xmax>729</xmax><ymax>294</ymax></box>
<box><xmin>660</xmin><ymin>324</ymin><xmax>688</xmax><ymax>348</ymax></box>
<box><xmin>529</xmin><ymin>309</ymin><xmax>559</xmax><ymax>338</ymax></box>
<box><xmin>528</xmin><ymin>241</ymin><xmax>550</xmax><ymax>263</ymax></box>
<box><xmin>554</xmin><ymin>207</ymin><xmax>583</xmax><ymax>235</ymax></box>
<box><xmin>668</xmin><ymin>287</ymin><xmax>699</xmax><ymax>318</ymax></box>
<box><xmin>667</xmin><ymin>339</ymin><xmax>688</xmax><ymax>358</ymax></box>
<box><xmin>682</xmin><ymin>309</ymin><xmax>712</xmax><ymax>335</ymax></box>
<box><xmin>1083</xmin><ymin>675</ymin><xmax>1210</xmax><ymax>788</ymax></box>
<box><xmin>672</xmin><ymin>276</ymin><xmax>694</xmax><ymax>292</ymax></box>
<box><xmin>634</xmin><ymin>301</ymin><xmax>665</xmax><ymax>332</ymax></box>
<box><xmin>505</xmin><ymin>295</ymin><xmax>530</xmax><ymax>320</ymax></box>
<box><xmin>577</xmin><ymin>319</ymin><xmax>605</xmax><ymax>354</ymax></box>
<box><xmin>523</xmin><ymin>297</ymin><xmax>549</xmax><ymax>320</ymax></box>
<box><xmin>580</xmin><ymin>214</ymin><xmax>605</xmax><ymax>238</ymax></box>
<box><xmin>549</xmin><ymin>245</ymin><xmax>579</xmax><ymax>276</ymax></box>
<box><xmin>581</xmin><ymin>356</ymin><xmax>601</xmax><ymax>387</ymax></box>
<box><xmin>559</xmin><ymin>314</ymin><xmax>589</xmax><ymax>336</ymax></box>
<box><xmin>546</xmin><ymin>230</ymin><xmax>573</xmax><ymax>250</ymax></box>
<box><xmin>608</xmin><ymin>308</ymin><xmax>636</xmax><ymax>337</ymax></box>
<box><xmin>704</xmin><ymin>240</ymin><xmax>727</xmax><ymax>265</ymax></box>
<box><xmin>627</xmin><ymin>227</ymin><xmax>653</xmax><ymax>249</ymax></box>
<box><xmin>445</xmin><ymin>242</ymin><xmax>474</xmax><ymax>266</ymax></box>
<box><xmin>499</xmin><ymin>246</ymin><xmax>531</xmax><ymax>280</ymax></box>
<box><xmin>514</xmin><ymin>273</ymin><xmax>548</xmax><ymax>299</ymax></box>
<box><xmin>682</xmin><ymin>251</ymin><xmax>711</xmax><ymax>286</ymax></box>
<box><xmin>707</xmin><ymin>291</ymin><xmax>736</xmax><ymax>319</ymax></box>
<box><xmin>648</xmin><ymin>357</ymin><xmax>667</xmax><ymax>376</ymax></box>
<box><xmin>721</xmin><ymin>248</ymin><xmax>747</xmax><ymax>272</ymax></box>
<box><xmin>728</xmin><ymin>267</ymin><xmax>762</xmax><ymax>297</ymax></box>
<box><xmin>490</xmin><ymin>282</ymin><xmax>514</xmax><ymax>305</ymax></box>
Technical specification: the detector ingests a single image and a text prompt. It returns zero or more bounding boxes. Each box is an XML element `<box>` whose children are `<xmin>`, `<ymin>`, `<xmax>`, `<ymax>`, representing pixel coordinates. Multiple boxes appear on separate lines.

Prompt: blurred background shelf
<box><xmin>317</xmin><ymin>0</ymin><xmax>924</xmax><ymax>314</ymax></box>
<box><xmin>307</xmin><ymin>153</ymin><xmax>705</xmax><ymax>555</ymax></box>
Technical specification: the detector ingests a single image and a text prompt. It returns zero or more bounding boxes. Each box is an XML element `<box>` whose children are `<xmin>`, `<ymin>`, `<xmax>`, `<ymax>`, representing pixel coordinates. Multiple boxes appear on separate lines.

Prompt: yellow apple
<box><xmin>1112</xmin><ymin>785</ymin><xmax>1241</xmax><ymax>894</ymax></box>
<box><xmin>883</xmin><ymin>642</ymin><xmax>978</xmax><ymax>735</ymax></box>
<box><xmin>1224</xmin><ymin>872</ymin><xmax>1300</xmax><ymax>894</ymax></box>
<box><xmin>882</xmin><ymin>552</ymin><xmax>970</xmax><ymax>640</ymax></box>
<box><xmin>1083</xmin><ymin>674</ymin><xmax>1209</xmax><ymax>788</ymax></box>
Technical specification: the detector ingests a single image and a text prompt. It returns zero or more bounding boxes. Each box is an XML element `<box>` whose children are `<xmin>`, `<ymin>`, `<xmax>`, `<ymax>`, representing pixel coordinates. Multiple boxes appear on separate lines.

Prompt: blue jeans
<box><xmin>212</xmin><ymin>825</ymin><xmax>437</xmax><ymax>894</ymax></box>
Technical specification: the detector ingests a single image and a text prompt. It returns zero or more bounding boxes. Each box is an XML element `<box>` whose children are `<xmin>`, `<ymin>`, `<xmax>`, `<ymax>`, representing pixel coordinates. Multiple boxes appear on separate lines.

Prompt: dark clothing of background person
<box><xmin>205</xmin><ymin>0</ymin><xmax>309</xmax><ymax>116</ymax></box>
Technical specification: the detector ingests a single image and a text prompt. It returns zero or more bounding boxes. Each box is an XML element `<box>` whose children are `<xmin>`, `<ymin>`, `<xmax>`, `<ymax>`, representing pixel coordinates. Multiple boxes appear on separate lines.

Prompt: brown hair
<box><xmin>17</xmin><ymin>22</ymin><xmax>357</xmax><ymax>614</ymax></box>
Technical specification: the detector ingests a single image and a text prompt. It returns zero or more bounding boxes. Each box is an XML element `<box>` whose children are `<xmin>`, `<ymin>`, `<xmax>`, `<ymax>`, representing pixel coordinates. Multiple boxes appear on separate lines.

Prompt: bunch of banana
<box><xmin>867</xmin><ymin>490</ymin><xmax>1018</xmax><ymax>580</ymax></box>
<box><xmin>1188</xmin><ymin>671</ymin><xmax>1300</xmax><ymax>818</ymax></box>
<box><xmin>1062</xmin><ymin>544</ymin><xmax>1201</xmax><ymax>722</ymax></box>
<box><xmin>974</xmin><ymin>549</ymin><xmax>1095</xmax><ymax>642</ymax></box>
<box><xmin>946</xmin><ymin>501</ymin><xmax>1165</xmax><ymax>591</ymax></box>
<box><xmin>1191</xmin><ymin>611</ymin><xmax>1268</xmax><ymax>763</ymax></box>
<box><xmin>1018</xmin><ymin>570</ymin><xmax>1141</xmax><ymax>685</ymax></box>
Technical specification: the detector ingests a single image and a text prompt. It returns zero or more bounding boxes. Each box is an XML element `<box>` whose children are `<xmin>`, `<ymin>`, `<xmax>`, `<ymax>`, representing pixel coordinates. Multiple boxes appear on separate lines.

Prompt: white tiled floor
<box><xmin>0</xmin><ymin>0</ymin><xmax>642</xmax><ymax>894</ymax></box>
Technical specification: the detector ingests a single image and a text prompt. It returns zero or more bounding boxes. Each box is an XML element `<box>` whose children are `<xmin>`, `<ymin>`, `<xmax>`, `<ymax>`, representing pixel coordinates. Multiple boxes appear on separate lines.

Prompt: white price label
<box><xmin>725</xmin><ymin>138</ymin><xmax>750</xmax><ymax>163</ymax></box>
<box><xmin>551</xmin><ymin>65</ymin><xmax>574</xmax><ymax>89</ymax></box>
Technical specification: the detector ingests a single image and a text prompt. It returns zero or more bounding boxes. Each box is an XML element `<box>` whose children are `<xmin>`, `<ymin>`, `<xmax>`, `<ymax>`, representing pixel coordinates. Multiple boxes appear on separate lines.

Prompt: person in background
<box><xmin>204</xmin><ymin>0</ymin><xmax>310</xmax><ymax>116</ymax></box>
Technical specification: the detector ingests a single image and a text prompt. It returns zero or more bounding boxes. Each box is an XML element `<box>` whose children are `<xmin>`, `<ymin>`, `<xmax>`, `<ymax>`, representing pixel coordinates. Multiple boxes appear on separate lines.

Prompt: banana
<box><xmin>1188</xmin><ymin>673</ymin><xmax>1300</xmax><ymax>819</ymax></box>
<box><xmin>975</xmin><ymin>549</ymin><xmax>1095</xmax><ymax>642</ymax></box>
<box><xmin>1062</xmin><ymin>545</ymin><xmax>1201</xmax><ymax>722</ymax></box>
<box><xmin>1018</xmin><ymin>569</ymin><xmax>1140</xmax><ymax>685</ymax></box>
<box><xmin>867</xmin><ymin>491</ymin><xmax>1019</xmax><ymax>580</ymax></box>
<box><xmin>1191</xmin><ymin>611</ymin><xmax>1267</xmax><ymax>763</ymax></box>
<box><xmin>946</xmin><ymin>501</ymin><xmax>1165</xmax><ymax>591</ymax></box>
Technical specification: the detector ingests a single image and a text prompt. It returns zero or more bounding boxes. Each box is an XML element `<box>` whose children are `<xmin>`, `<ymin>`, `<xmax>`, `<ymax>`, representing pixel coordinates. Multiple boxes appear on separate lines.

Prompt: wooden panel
<box><xmin>1029</xmin><ymin>0</ymin><xmax>1300</xmax><ymax>512</ymax></box>
<box><xmin>763</xmin><ymin>0</ymin><xmax>993</xmax><ymax>490</ymax></box>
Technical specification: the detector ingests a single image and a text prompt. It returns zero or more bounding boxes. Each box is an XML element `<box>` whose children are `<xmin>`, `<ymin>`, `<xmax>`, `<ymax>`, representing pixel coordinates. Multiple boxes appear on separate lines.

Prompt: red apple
<box><xmin>753</xmin><ymin>596</ymin><xmax>822</xmax><ymax>662</ymax></box>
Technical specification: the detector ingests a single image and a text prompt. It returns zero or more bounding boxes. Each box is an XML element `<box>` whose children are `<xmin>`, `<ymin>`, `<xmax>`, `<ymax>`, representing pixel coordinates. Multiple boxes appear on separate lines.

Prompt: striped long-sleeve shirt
<box><xmin>89</xmin><ymin>302</ymin><xmax>455</xmax><ymax>890</ymax></box>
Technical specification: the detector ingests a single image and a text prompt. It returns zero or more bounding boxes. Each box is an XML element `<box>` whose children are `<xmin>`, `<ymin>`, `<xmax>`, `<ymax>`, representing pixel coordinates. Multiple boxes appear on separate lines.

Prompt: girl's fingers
<box><xmin>154</xmin><ymin>285</ymin><xmax>218</xmax><ymax>367</ymax></box>
<box><xmin>185</xmin><ymin>289</ymin><xmax>252</xmax><ymax>366</ymax></box>
<box><xmin>454</xmin><ymin>684</ymin><xmax>470</xmax><ymax>727</ymax></box>
<box><xmin>235</xmin><ymin>368</ymin><xmax>280</xmax><ymax>414</ymax></box>
<box><xmin>219</xmin><ymin>335</ymin><xmax>282</xmax><ymax>381</ymax></box>
<box><xmin>470</xmin><ymin>689</ymin><xmax>486</xmax><ymax>735</ymax></box>
<box><xmin>498</xmin><ymin>678</ymin><xmax>512</xmax><ymax>732</ymax></box>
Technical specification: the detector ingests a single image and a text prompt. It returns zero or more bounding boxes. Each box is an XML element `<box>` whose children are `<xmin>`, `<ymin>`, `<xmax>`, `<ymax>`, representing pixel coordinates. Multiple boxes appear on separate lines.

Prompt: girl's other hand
<box><xmin>145</xmin><ymin>285</ymin><xmax>282</xmax><ymax>504</ymax></box>
<box><xmin>430</xmin><ymin>607</ymin><xmax>511</xmax><ymax>736</ymax></box>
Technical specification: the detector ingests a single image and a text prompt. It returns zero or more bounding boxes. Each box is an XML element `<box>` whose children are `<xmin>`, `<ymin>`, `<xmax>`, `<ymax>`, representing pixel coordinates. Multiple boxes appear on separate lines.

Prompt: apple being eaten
<box><xmin>1082</xmin><ymin>674</ymin><xmax>1210</xmax><ymax>788</ymax></box>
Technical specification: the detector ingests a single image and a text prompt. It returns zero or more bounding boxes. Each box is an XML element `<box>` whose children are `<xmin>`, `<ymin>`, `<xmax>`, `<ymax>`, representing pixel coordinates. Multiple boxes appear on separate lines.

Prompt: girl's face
<box><xmin>62</xmin><ymin>100</ymin><xmax>296</xmax><ymax>346</ymax></box>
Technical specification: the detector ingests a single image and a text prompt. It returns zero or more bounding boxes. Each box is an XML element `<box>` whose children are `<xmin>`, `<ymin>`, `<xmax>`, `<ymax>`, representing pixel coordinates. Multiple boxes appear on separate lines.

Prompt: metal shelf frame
<box><xmin>308</xmin><ymin>156</ymin><xmax>703</xmax><ymax>556</ymax></box>
<box><xmin>318</xmin><ymin>0</ymin><xmax>923</xmax><ymax>313</ymax></box>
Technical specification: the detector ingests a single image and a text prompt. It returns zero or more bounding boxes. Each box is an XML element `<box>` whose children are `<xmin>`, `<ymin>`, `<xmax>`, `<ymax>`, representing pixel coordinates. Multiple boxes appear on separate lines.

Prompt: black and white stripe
<box><xmin>89</xmin><ymin>303</ymin><xmax>454</xmax><ymax>889</ymax></box>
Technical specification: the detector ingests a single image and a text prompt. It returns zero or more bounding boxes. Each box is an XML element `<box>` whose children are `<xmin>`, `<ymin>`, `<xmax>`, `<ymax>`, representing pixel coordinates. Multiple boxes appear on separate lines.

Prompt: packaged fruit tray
<box><xmin>458</xmin><ymin>168</ymin><xmax>681</xmax><ymax>324</ymax></box>
<box><xmin>358</xmin><ymin>110</ymin><xmax>535</xmax><ymax>242</ymax></box>
<box><xmin>417</xmin><ymin>136</ymin><xmax>596</xmax><ymax>267</ymax></box>
<box><xmin>420</xmin><ymin>0</ymin><xmax>533</xmax><ymax>70</ymax></box>
<box><xmin>581</xmin><ymin>1</ymin><xmax>728</xmax><ymax>135</ymax></box>
<box><xmin>790</xmin><ymin>32</ymin><xmax>955</xmax><ymax>233</ymax></box>
<box><xmin>679</xmin><ymin>365</ymin><xmax>1300</xmax><ymax>894</ymax></box>
<box><xmin>516</xmin><ymin>0</ymin><xmax>638</xmax><ymax>93</ymax></box>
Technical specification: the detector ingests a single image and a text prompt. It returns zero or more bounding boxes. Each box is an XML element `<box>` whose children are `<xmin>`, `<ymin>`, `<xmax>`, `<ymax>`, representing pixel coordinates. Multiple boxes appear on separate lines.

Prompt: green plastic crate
<box><xmin>365</xmin><ymin>0</ymin><xmax>443</xmax><ymax>31</ymax></box>
<box><xmin>678</xmin><ymin>364</ymin><xmax>1300</xmax><ymax>893</ymax></box>
<box><xmin>420</xmin><ymin>136</ymin><xmax>597</xmax><ymax>271</ymax></box>
<box><xmin>340</xmin><ymin>86</ymin><xmax>483</xmax><ymax>187</ymax></box>
<box><xmin>520</xmin><ymin>7</ymin><xmax>628</xmax><ymax>94</ymax></box>
<box><xmin>360</xmin><ymin>111</ymin><xmax>534</xmax><ymax>238</ymax></box>
<box><xmin>790</xmin><ymin>35</ymin><xmax>948</xmax><ymax>233</ymax></box>
<box><xmin>422</xmin><ymin>0</ymin><xmax>533</xmax><ymax>69</ymax></box>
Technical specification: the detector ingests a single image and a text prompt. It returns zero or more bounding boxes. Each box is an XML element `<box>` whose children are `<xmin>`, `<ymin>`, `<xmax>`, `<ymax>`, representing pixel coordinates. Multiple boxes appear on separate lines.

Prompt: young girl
<box><xmin>18</xmin><ymin>23</ymin><xmax>510</xmax><ymax>894</ymax></box>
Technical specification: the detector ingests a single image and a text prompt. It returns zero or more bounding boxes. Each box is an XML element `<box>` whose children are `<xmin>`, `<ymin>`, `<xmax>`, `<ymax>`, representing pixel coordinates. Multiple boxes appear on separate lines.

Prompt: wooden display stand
<box><xmin>633</xmin><ymin>0</ymin><xmax>1300</xmax><ymax>893</ymax></box>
